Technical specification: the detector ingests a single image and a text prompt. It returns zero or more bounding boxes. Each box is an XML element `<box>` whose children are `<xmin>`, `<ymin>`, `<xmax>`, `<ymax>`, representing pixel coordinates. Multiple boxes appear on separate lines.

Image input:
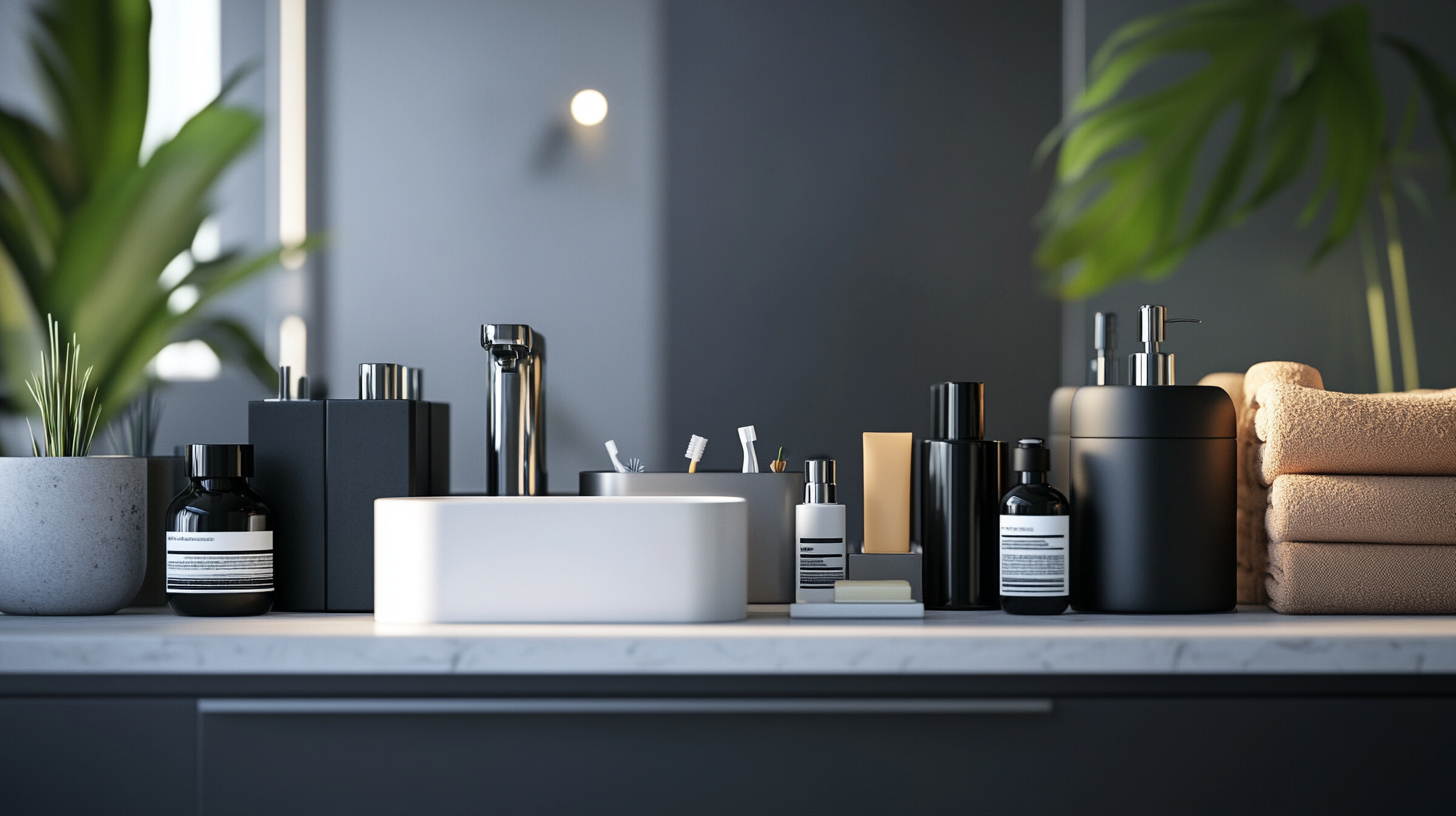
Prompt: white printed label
<box><xmin>999</xmin><ymin>516</ymin><xmax>1069</xmax><ymax>597</ymax></box>
<box><xmin>166</xmin><ymin>531</ymin><xmax>273</xmax><ymax>594</ymax></box>
<box><xmin>797</xmin><ymin>539</ymin><xmax>847</xmax><ymax>589</ymax></box>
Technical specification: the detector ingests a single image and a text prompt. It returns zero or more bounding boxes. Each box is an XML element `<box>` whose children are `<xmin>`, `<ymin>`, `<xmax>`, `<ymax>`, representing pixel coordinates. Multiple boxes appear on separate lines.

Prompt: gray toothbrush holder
<box><xmin>579</xmin><ymin>471</ymin><xmax>802</xmax><ymax>604</ymax></box>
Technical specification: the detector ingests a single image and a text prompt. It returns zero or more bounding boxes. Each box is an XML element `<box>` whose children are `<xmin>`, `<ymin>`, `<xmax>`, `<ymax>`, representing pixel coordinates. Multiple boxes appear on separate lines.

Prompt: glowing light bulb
<box><xmin>571</xmin><ymin>89</ymin><xmax>608</xmax><ymax>126</ymax></box>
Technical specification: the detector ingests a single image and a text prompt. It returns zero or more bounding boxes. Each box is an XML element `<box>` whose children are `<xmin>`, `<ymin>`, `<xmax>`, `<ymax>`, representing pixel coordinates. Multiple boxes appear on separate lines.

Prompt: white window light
<box><xmin>168</xmin><ymin>285</ymin><xmax>201</xmax><ymax>314</ymax></box>
<box><xmin>154</xmin><ymin>340</ymin><xmax>222</xmax><ymax>382</ymax></box>
<box><xmin>143</xmin><ymin>0</ymin><xmax>221</xmax><ymax>161</ymax></box>
<box><xmin>279</xmin><ymin>0</ymin><xmax>307</xmax><ymax>268</ymax></box>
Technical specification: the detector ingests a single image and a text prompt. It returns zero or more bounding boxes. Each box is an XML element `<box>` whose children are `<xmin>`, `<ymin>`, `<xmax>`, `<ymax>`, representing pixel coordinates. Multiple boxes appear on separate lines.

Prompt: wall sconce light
<box><xmin>570</xmin><ymin>89</ymin><xmax>608</xmax><ymax>126</ymax></box>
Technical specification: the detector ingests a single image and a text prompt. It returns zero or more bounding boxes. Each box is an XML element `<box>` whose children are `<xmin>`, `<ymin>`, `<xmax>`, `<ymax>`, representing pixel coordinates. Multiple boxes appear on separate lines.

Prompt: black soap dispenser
<box><xmin>921</xmin><ymin>382</ymin><xmax>1005</xmax><ymax>610</ymax></box>
<box><xmin>1069</xmin><ymin>305</ymin><xmax>1236</xmax><ymax>613</ymax></box>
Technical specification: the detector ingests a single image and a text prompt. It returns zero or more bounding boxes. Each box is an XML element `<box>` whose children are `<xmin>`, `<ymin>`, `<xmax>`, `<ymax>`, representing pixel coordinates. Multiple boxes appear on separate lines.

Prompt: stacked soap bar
<box><xmin>249</xmin><ymin>398</ymin><xmax>450</xmax><ymax>612</ymax></box>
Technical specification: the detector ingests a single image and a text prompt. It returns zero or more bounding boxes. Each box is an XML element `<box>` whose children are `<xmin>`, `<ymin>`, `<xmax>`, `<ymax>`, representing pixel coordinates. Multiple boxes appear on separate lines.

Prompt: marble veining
<box><xmin>1</xmin><ymin>605</ymin><xmax>1455</xmax><ymax>675</ymax></box>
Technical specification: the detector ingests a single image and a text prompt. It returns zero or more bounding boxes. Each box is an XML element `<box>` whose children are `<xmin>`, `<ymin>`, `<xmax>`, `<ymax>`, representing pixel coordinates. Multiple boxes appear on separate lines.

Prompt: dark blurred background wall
<box><xmin>2</xmin><ymin>0</ymin><xmax>1452</xmax><ymax>521</ymax></box>
<box><xmin>665</xmin><ymin>0</ymin><xmax>1063</xmax><ymax>542</ymax></box>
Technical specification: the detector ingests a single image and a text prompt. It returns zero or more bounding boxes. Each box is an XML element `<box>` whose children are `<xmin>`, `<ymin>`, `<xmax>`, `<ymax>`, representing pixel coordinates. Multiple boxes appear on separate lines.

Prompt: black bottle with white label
<box><xmin>999</xmin><ymin>438</ymin><xmax>1069</xmax><ymax>615</ymax></box>
<box><xmin>166</xmin><ymin>444</ymin><xmax>274</xmax><ymax>617</ymax></box>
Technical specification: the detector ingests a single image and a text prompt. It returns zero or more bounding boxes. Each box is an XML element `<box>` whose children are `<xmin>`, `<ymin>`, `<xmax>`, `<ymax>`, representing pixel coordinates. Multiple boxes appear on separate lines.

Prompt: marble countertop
<box><xmin>3</xmin><ymin>605</ymin><xmax>1456</xmax><ymax>676</ymax></box>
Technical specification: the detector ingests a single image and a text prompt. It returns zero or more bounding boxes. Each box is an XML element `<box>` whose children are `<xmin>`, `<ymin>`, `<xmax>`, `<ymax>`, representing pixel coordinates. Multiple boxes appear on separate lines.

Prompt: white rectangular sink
<box><xmin>374</xmin><ymin>496</ymin><xmax>748</xmax><ymax>623</ymax></box>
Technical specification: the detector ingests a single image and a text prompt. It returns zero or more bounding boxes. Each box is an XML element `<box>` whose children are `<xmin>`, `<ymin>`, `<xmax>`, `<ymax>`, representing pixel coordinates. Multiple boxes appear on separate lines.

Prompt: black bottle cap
<box><xmin>1012</xmin><ymin>438</ymin><xmax>1050</xmax><ymax>473</ymax></box>
<box><xmin>187</xmin><ymin>444</ymin><xmax>254</xmax><ymax>478</ymax></box>
<box><xmin>931</xmin><ymin>382</ymin><xmax>984</xmax><ymax>440</ymax></box>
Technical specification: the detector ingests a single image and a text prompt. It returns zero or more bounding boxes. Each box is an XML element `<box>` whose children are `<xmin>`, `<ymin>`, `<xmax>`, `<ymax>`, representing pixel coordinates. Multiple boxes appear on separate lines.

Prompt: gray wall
<box><xmin>665</xmin><ymin>0</ymin><xmax>1063</xmax><ymax>543</ymax></box>
<box><xmin>1063</xmin><ymin>0</ymin><xmax>1456</xmax><ymax>394</ymax></box>
<box><xmin>320</xmin><ymin>0</ymin><xmax>663</xmax><ymax>492</ymax></box>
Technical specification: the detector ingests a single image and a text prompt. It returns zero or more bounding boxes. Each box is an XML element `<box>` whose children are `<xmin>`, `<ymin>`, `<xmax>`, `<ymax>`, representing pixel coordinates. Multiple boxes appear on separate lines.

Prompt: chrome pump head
<box><xmin>804</xmin><ymin>459</ymin><xmax>837</xmax><ymax>504</ymax></box>
<box><xmin>1129</xmin><ymin>304</ymin><xmax>1201</xmax><ymax>386</ymax></box>
<box><xmin>359</xmin><ymin>363</ymin><xmax>421</xmax><ymax>400</ymax></box>
<box><xmin>481</xmin><ymin>324</ymin><xmax>547</xmax><ymax>496</ymax></box>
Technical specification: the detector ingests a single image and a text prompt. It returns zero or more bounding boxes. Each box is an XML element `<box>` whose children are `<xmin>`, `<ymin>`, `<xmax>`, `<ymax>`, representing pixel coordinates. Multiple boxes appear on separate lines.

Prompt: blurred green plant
<box><xmin>1036</xmin><ymin>0</ymin><xmax>1456</xmax><ymax>391</ymax></box>
<box><xmin>0</xmin><ymin>0</ymin><xmax>289</xmax><ymax>434</ymax></box>
<box><xmin>26</xmin><ymin>315</ymin><xmax>100</xmax><ymax>457</ymax></box>
<box><xmin>106</xmin><ymin>379</ymin><xmax>162</xmax><ymax>457</ymax></box>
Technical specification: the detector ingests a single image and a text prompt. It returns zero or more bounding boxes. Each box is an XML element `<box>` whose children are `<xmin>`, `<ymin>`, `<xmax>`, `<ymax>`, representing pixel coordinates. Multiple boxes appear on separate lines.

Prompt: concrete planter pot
<box><xmin>0</xmin><ymin>456</ymin><xmax>147</xmax><ymax>615</ymax></box>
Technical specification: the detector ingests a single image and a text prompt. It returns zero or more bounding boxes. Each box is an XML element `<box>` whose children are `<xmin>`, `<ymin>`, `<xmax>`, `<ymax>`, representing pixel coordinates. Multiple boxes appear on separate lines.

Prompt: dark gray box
<box><xmin>249</xmin><ymin>399</ymin><xmax>449</xmax><ymax>612</ymax></box>
<box><xmin>249</xmin><ymin>400</ymin><xmax>327</xmax><ymax>611</ymax></box>
<box><xmin>326</xmin><ymin>400</ymin><xmax>433</xmax><ymax>611</ymax></box>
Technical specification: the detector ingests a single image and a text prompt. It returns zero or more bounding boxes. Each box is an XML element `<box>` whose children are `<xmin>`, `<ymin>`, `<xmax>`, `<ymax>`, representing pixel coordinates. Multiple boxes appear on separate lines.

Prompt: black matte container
<box><xmin>921</xmin><ymin>382</ymin><xmax>1005</xmax><ymax>610</ymax></box>
<box><xmin>1069</xmin><ymin>386</ymin><xmax>1235</xmax><ymax>613</ymax></box>
<box><xmin>249</xmin><ymin>394</ymin><xmax>449</xmax><ymax>612</ymax></box>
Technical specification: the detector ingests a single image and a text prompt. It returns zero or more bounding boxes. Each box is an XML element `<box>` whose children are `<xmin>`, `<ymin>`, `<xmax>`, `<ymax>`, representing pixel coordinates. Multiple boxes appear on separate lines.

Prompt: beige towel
<box><xmin>1255</xmin><ymin>383</ymin><xmax>1456</xmax><ymax>484</ymax></box>
<box><xmin>1209</xmin><ymin>362</ymin><xmax>1324</xmax><ymax>604</ymax></box>
<box><xmin>1266</xmin><ymin>540</ymin><xmax>1456</xmax><ymax>614</ymax></box>
<box><xmin>1266</xmin><ymin>475</ymin><xmax>1456</xmax><ymax>545</ymax></box>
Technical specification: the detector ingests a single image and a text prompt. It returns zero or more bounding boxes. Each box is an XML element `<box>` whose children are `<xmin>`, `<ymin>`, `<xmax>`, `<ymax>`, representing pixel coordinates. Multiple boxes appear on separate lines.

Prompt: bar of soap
<box><xmin>834</xmin><ymin>579</ymin><xmax>912</xmax><ymax>603</ymax></box>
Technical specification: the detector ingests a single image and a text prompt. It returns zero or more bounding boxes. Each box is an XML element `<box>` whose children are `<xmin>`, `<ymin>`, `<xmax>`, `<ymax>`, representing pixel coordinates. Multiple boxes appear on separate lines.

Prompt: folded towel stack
<box><xmin>1200</xmin><ymin>363</ymin><xmax>1323</xmax><ymax>604</ymax></box>
<box><xmin>1252</xmin><ymin>374</ymin><xmax>1456</xmax><ymax>614</ymax></box>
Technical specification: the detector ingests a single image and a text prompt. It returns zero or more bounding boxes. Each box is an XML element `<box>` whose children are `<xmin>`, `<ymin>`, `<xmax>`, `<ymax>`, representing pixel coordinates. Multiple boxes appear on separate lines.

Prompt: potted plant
<box><xmin>0</xmin><ymin>0</ymin><xmax>298</xmax><ymax>444</ymax></box>
<box><xmin>0</xmin><ymin>318</ymin><xmax>146</xmax><ymax>615</ymax></box>
<box><xmin>1036</xmin><ymin>0</ymin><xmax>1456</xmax><ymax>391</ymax></box>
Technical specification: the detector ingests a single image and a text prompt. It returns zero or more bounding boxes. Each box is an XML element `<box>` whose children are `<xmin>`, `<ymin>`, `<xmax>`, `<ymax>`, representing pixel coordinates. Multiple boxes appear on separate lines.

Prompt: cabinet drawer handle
<box><xmin>199</xmin><ymin>698</ymin><xmax>1052</xmax><ymax>715</ymax></box>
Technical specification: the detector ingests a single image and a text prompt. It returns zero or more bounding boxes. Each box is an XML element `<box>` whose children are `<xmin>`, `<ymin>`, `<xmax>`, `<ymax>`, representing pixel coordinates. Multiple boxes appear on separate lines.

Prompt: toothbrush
<box><xmin>684</xmin><ymin>435</ymin><xmax>708</xmax><ymax>473</ymax></box>
<box><xmin>605</xmin><ymin>440</ymin><xmax>629</xmax><ymax>473</ymax></box>
<box><xmin>738</xmin><ymin>425</ymin><xmax>760</xmax><ymax>473</ymax></box>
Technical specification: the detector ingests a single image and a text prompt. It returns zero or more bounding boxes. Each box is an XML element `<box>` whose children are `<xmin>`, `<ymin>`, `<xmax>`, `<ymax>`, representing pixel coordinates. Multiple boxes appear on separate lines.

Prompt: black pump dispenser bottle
<box><xmin>921</xmin><ymin>382</ymin><xmax>1005</xmax><ymax>610</ymax></box>
<box><xmin>1000</xmin><ymin>438</ymin><xmax>1070</xmax><ymax>615</ymax></box>
<box><xmin>1070</xmin><ymin>305</ymin><xmax>1236</xmax><ymax>613</ymax></box>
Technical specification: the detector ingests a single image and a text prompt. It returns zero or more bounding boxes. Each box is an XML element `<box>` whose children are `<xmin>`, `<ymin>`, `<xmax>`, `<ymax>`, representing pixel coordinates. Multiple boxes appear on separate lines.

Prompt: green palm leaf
<box><xmin>1037</xmin><ymin>0</ymin><xmax>1382</xmax><ymax>297</ymax></box>
<box><xmin>0</xmin><ymin>0</ymin><xmax>297</xmax><ymax>431</ymax></box>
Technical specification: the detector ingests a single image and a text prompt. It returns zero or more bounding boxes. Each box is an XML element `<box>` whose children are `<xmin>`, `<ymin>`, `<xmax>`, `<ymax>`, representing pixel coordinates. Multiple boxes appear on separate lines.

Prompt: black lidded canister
<box><xmin>921</xmin><ymin>382</ymin><xmax>1005</xmax><ymax>610</ymax></box>
<box><xmin>1069</xmin><ymin>305</ymin><xmax>1235</xmax><ymax>613</ymax></box>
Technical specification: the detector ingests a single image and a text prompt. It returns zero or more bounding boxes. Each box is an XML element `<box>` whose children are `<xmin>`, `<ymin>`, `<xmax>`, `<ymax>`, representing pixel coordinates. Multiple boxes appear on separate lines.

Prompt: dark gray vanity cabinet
<box><xmin>0</xmin><ymin>699</ymin><xmax>196</xmax><ymax>816</ymax></box>
<box><xmin>2</xmin><ymin>685</ymin><xmax>1454</xmax><ymax>815</ymax></box>
<box><xmin>196</xmin><ymin>695</ymin><xmax>1455</xmax><ymax>816</ymax></box>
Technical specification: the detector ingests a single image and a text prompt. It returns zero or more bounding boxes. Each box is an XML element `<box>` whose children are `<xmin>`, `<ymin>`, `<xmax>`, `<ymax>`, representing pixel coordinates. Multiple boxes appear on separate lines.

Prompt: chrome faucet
<box><xmin>481</xmin><ymin>324</ymin><xmax>546</xmax><ymax>496</ymax></box>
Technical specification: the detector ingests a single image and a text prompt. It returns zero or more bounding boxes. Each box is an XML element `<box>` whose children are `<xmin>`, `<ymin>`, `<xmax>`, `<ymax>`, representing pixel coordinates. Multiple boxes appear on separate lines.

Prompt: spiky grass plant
<box><xmin>25</xmin><ymin>315</ymin><xmax>101</xmax><ymax>457</ymax></box>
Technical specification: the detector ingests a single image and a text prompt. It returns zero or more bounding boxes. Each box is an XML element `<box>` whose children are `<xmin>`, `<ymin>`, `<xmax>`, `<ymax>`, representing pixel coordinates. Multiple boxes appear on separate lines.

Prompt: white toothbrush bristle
<box><xmin>605</xmin><ymin>440</ymin><xmax>619</xmax><ymax>455</ymax></box>
<box><xmin>684</xmin><ymin>434</ymin><xmax>708</xmax><ymax>461</ymax></box>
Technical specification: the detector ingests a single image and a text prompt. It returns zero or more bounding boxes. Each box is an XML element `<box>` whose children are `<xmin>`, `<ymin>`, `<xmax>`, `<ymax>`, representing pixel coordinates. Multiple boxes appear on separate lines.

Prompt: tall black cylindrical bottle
<box><xmin>921</xmin><ymin>382</ymin><xmax>1005</xmax><ymax>610</ymax></box>
<box><xmin>999</xmin><ymin>438</ymin><xmax>1069</xmax><ymax>615</ymax></box>
<box><xmin>166</xmin><ymin>444</ymin><xmax>274</xmax><ymax>617</ymax></box>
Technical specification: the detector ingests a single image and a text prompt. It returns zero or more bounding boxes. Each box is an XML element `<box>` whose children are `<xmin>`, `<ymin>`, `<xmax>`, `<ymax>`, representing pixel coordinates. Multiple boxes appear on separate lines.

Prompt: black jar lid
<box><xmin>187</xmin><ymin>444</ymin><xmax>254</xmax><ymax>478</ymax></box>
